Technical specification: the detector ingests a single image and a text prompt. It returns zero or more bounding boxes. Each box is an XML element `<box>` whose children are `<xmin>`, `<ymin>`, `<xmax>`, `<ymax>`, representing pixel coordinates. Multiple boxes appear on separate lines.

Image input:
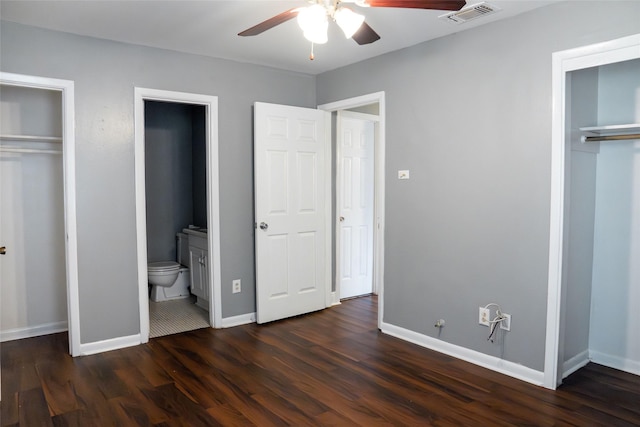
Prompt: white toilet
<box><xmin>148</xmin><ymin>232</ymin><xmax>191</xmax><ymax>302</ymax></box>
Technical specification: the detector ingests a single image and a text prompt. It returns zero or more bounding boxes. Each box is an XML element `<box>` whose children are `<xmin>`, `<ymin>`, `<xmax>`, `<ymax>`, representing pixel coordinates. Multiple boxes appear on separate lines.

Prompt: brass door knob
<box><xmin>0</xmin><ymin>246</ymin><xmax>5</xmax><ymax>255</ymax></box>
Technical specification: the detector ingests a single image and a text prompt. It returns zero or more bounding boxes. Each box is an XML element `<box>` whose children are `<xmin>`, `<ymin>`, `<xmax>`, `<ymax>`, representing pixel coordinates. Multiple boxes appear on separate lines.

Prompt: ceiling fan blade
<box><xmin>352</xmin><ymin>22</ymin><xmax>381</xmax><ymax>45</ymax></box>
<box><xmin>238</xmin><ymin>8</ymin><xmax>299</xmax><ymax>37</ymax></box>
<box><xmin>362</xmin><ymin>0</ymin><xmax>466</xmax><ymax>11</ymax></box>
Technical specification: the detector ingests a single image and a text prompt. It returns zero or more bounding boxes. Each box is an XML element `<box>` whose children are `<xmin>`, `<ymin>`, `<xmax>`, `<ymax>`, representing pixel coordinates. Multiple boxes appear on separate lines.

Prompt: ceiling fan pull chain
<box><xmin>310</xmin><ymin>42</ymin><xmax>315</xmax><ymax>60</ymax></box>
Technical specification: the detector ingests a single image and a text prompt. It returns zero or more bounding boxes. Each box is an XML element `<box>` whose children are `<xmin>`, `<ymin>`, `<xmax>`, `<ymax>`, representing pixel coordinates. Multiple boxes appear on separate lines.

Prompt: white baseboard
<box><xmin>79</xmin><ymin>334</ymin><xmax>141</xmax><ymax>356</ymax></box>
<box><xmin>590</xmin><ymin>350</ymin><xmax>640</xmax><ymax>376</ymax></box>
<box><xmin>330</xmin><ymin>291</ymin><xmax>341</xmax><ymax>306</ymax></box>
<box><xmin>0</xmin><ymin>321</ymin><xmax>68</xmax><ymax>342</ymax></box>
<box><xmin>381</xmin><ymin>322</ymin><xmax>544</xmax><ymax>386</ymax></box>
<box><xmin>221</xmin><ymin>312</ymin><xmax>256</xmax><ymax>328</ymax></box>
<box><xmin>562</xmin><ymin>349</ymin><xmax>590</xmax><ymax>379</ymax></box>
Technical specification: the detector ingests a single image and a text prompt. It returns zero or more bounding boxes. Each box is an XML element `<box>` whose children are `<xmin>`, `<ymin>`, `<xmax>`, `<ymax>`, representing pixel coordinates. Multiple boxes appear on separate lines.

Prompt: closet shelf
<box><xmin>580</xmin><ymin>124</ymin><xmax>640</xmax><ymax>143</ymax></box>
<box><xmin>0</xmin><ymin>134</ymin><xmax>63</xmax><ymax>143</ymax></box>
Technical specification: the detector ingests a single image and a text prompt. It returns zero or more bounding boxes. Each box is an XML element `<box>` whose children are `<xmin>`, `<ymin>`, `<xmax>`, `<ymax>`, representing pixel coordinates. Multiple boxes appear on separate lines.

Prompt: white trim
<box><xmin>545</xmin><ymin>34</ymin><xmax>640</xmax><ymax>390</ymax></box>
<box><xmin>318</xmin><ymin>92</ymin><xmax>386</xmax><ymax>329</ymax></box>
<box><xmin>330</xmin><ymin>291</ymin><xmax>341</xmax><ymax>306</ymax></box>
<box><xmin>382</xmin><ymin>321</ymin><xmax>545</xmax><ymax>386</ymax></box>
<box><xmin>79</xmin><ymin>334</ymin><xmax>141</xmax><ymax>356</ymax></box>
<box><xmin>221</xmin><ymin>312</ymin><xmax>256</xmax><ymax>328</ymax></box>
<box><xmin>0</xmin><ymin>72</ymin><xmax>80</xmax><ymax>357</ymax></box>
<box><xmin>134</xmin><ymin>88</ymin><xmax>221</xmax><ymax>344</ymax></box>
<box><xmin>589</xmin><ymin>350</ymin><xmax>640</xmax><ymax>376</ymax></box>
<box><xmin>323</xmin><ymin>110</ymin><xmax>333</xmax><ymax>310</ymax></box>
<box><xmin>0</xmin><ymin>321</ymin><xmax>68</xmax><ymax>342</ymax></box>
<box><xmin>562</xmin><ymin>350</ymin><xmax>590</xmax><ymax>379</ymax></box>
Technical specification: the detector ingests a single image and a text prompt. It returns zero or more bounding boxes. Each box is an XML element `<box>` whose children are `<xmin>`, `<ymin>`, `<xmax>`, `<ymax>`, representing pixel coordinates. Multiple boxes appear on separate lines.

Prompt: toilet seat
<box><xmin>148</xmin><ymin>261</ymin><xmax>181</xmax><ymax>272</ymax></box>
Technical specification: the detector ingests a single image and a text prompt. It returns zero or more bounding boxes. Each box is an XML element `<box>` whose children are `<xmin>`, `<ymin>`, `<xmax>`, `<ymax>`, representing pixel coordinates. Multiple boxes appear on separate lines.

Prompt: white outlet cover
<box><xmin>398</xmin><ymin>170</ymin><xmax>410</xmax><ymax>180</ymax></box>
<box><xmin>232</xmin><ymin>279</ymin><xmax>241</xmax><ymax>294</ymax></box>
<box><xmin>479</xmin><ymin>307</ymin><xmax>490</xmax><ymax>326</ymax></box>
<box><xmin>500</xmin><ymin>313</ymin><xmax>511</xmax><ymax>331</ymax></box>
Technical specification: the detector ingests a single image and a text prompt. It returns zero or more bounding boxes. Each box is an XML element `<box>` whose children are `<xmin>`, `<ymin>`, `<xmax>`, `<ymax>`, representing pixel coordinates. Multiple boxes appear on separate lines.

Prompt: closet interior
<box><xmin>0</xmin><ymin>83</ymin><xmax>68</xmax><ymax>342</ymax></box>
<box><xmin>561</xmin><ymin>58</ymin><xmax>640</xmax><ymax>379</ymax></box>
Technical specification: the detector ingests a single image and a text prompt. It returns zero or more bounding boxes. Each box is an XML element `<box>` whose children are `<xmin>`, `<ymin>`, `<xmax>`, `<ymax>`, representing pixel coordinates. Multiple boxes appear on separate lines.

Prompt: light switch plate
<box><xmin>398</xmin><ymin>170</ymin><xmax>410</xmax><ymax>180</ymax></box>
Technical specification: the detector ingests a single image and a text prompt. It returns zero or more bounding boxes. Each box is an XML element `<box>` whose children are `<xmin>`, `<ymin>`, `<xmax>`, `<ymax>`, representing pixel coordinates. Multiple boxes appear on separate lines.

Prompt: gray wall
<box><xmin>192</xmin><ymin>107</ymin><xmax>207</xmax><ymax>228</ymax></box>
<box><xmin>0</xmin><ymin>21</ymin><xmax>316</xmax><ymax>343</ymax></box>
<box><xmin>316</xmin><ymin>1</ymin><xmax>640</xmax><ymax>371</ymax></box>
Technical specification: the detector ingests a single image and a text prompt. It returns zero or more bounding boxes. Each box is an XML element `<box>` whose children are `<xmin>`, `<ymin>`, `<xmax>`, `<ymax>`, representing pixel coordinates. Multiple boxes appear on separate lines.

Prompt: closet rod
<box><xmin>581</xmin><ymin>134</ymin><xmax>640</xmax><ymax>143</ymax></box>
<box><xmin>0</xmin><ymin>147</ymin><xmax>62</xmax><ymax>155</ymax></box>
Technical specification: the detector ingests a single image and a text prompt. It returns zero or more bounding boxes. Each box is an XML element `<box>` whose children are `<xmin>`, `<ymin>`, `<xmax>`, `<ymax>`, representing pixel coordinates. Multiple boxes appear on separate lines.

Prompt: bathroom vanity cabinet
<box><xmin>186</xmin><ymin>232</ymin><xmax>209</xmax><ymax>310</ymax></box>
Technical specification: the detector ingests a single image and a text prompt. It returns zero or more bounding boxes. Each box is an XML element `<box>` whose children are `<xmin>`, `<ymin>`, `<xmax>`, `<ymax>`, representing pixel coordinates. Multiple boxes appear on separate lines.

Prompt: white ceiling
<box><xmin>0</xmin><ymin>0</ymin><xmax>558</xmax><ymax>75</ymax></box>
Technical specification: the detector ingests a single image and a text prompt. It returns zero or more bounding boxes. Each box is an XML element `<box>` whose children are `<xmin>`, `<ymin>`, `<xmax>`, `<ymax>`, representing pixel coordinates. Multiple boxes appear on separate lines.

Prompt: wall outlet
<box><xmin>500</xmin><ymin>313</ymin><xmax>511</xmax><ymax>331</ymax></box>
<box><xmin>479</xmin><ymin>307</ymin><xmax>490</xmax><ymax>326</ymax></box>
<box><xmin>232</xmin><ymin>279</ymin><xmax>241</xmax><ymax>294</ymax></box>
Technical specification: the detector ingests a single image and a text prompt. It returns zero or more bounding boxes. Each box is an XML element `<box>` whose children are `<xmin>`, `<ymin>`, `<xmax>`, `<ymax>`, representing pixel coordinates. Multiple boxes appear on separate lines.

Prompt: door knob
<box><xmin>259</xmin><ymin>222</ymin><xmax>269</xmax><ymax>231</ymax></box>
<box><xmin>339</xmin><ymin>216</ymin><xmax>345</xmax><ymax>222</ymax></box>
<box><xmin>0</xmin><ymin>246</ymin><xmax>5</xmax><ymax>255</ymax></box>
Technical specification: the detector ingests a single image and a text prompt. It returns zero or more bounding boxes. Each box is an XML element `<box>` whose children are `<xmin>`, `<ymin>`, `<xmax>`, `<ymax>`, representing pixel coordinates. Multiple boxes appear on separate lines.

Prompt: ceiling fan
<box><xmin>238</xmin><ymin>0</ymin><xmax>467</xmax><ymax>59</ymax></box>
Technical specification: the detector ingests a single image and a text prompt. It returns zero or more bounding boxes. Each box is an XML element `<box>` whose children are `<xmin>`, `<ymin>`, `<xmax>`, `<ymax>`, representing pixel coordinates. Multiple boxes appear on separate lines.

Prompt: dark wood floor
<box><xmin>2</xmin><ymin>296</ymin><xmax>639</xmax><ymax>426</ymax></box>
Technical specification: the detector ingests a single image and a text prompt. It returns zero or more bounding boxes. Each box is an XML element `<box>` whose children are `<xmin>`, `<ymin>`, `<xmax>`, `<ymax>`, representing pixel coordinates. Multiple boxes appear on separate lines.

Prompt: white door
<box><xmin>254</xmin><ymin>102</ymin><xmax>328</xmax><ymax>324</ymax></box>
<box><xmin>337</xmin><ymin>111</ymin><xmax>375</xmax><ymax>299</ymax></box>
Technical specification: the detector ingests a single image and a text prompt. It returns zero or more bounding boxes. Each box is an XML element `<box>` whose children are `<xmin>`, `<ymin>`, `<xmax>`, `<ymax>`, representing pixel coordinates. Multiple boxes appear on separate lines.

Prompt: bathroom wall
<box><xmin>192</xmin><ymin>108</ymin><xmax>207</xmax><ymax>228</ymax></box>
<box><xmin>145</xmin><ymin>101</ymin><xmax>195</xmax><ymax>263</ymax></box>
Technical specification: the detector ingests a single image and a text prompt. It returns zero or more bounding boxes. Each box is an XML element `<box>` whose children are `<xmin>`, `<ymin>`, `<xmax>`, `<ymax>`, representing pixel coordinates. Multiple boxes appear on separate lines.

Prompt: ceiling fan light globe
<box><xmin>297</xmin><ymin>5</ymin><xmax>327</xmax><ymax>31</ymax></box>
<box><xmin>303</xmin><ymin>25</ymin><xmax>328</xmax><ymax>44</ymax></box>
<box><xmin>335</xmin><ymin>7</ymin><xmax>365</xmax><ymax>39</ymax></box>
<box><xmin>298</xmin><ymin>5</ymin><xmax>329</xmax><ymax>44</ymax></box>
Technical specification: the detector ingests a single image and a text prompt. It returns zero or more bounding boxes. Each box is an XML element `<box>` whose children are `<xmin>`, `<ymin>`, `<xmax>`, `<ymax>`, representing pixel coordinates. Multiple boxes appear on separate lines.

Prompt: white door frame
<box><xmin>134</xmin><ymin>88</ymin><xmax>221</xmax><ymax>342</ymax></box>
<box><xmin>318</xmin><ymin>92</ymin><xmax>386</xmax><ymax>328</ymax></box>
<box><xmin>335</xmin><ymin>110</ymin><xmax>379</xmax><ymax>300</ymax></box>
<box><xmin>544</xmin><ymin>34</ymin><xmax>640</xmax><ymax>390</ymax></box>
<box><xmin>0</xmin><ymin>72</ymin><xmax>80</xmax><ymax>356</ymax></box>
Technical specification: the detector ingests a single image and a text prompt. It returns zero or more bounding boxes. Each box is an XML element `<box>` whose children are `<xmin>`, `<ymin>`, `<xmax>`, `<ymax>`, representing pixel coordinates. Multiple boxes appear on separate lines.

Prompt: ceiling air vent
<box><xmin>439</xmin><ymin>2</ymin><xmax>501</xmax><ymax>24</ymax></box>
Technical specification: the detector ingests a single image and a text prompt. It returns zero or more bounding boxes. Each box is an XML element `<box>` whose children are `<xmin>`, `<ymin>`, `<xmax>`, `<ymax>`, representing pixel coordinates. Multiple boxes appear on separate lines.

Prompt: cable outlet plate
<box><xmin>232</xmin><ymin>279</ymin><xmax>241</xmax><ymax>294</ymax></box>
<box><xmin>500</xmin><ymin>313</ymin><xmax>511</xmax><ymax>331</ymax></box>
<box><xmin>479</xmin><ymin>307</ymin><xmax>490</xmax><ymax>326</ymax></box>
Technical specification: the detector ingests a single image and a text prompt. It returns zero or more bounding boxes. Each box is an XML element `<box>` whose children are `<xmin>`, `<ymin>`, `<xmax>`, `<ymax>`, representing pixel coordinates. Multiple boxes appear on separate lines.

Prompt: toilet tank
<box><xmin>176</xmin><ymin>232</ymin><xmax>190</xmax><ymax>267</ymax></box>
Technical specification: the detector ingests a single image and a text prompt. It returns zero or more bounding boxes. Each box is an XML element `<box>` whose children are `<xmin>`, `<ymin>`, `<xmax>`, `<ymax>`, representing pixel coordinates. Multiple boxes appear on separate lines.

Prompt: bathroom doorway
<box><xmin>145</xmin><ymin>100</ymin><xmax>208</xmax><ymax>338</ymax></box>
<box><xmin>134</xmin><ymin>88</ymin><xmax>221</xmax><ymax>343</ymax></box>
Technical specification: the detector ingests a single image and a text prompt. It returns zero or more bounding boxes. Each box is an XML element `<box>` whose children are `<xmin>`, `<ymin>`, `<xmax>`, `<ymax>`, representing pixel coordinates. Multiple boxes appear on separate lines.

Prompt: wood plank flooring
<box><xmin>2</xmin><ymin>296</ymin><xmax>639</xmax><ymax>426</ymax></box>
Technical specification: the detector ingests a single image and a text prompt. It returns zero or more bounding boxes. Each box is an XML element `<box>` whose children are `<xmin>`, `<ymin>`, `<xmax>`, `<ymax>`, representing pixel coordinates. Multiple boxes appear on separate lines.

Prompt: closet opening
<box><xmin>0</xmin><ymin>73</ymin><xmax>79</xmax><ymax>356</ymax></box>
<box><xmin>560</xmin><ymin>58</ymin><xmax>640</xmax><ymax>382</ymax></box>
<box><xmin>545</xmin><ymin>35</ymin><xmax>640</xmax><ymax>389</ymax></box>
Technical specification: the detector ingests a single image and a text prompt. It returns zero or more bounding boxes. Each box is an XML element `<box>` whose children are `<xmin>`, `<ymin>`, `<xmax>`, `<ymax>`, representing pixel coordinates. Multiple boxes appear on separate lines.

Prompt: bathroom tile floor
<box><xmin>149</xmin><ymin>295</ymin><xmax>210</xmax><ymax>338</ymax></box>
